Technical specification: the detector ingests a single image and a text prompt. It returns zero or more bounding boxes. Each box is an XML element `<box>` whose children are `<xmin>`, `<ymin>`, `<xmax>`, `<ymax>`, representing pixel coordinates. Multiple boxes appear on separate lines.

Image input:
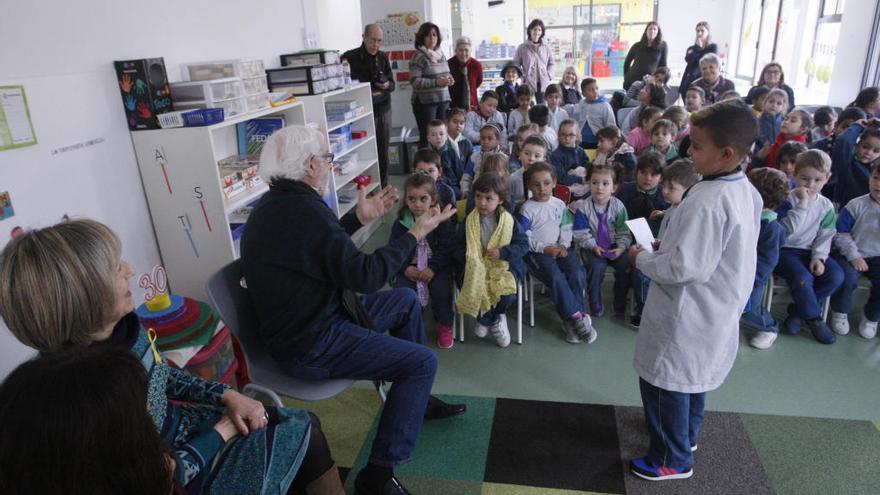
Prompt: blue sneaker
<box><xmin>784</xmin><ymin>304</ymin><xmax>802</xmax><ymax>334</ymax></box>
<box><xmin>630</xmin><ymin>457</ymin><xmax>693</xmax><ymax>481</ymax></box>
<box><xmin>806</xmin><ymin>318</ymin><xmax>836</xmax><ymax>344</ymax></box>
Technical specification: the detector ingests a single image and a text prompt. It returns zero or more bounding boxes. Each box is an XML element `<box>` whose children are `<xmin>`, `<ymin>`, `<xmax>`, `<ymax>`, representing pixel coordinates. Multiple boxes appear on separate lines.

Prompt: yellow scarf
<box><xmin>456</xmin><ymin>208</ymin><xmax>517</xmax><ymax>317</ymax></box>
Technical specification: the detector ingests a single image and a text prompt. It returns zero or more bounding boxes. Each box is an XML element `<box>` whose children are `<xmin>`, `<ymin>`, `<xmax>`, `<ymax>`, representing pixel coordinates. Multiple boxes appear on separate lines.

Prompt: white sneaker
<box><xmin>474</xmin><ymin>322</ymin><xmax>489</xmax><ymax>338</ymax></box>
<box><xmin>490</xmin><ymin>315</ymin><xmax>511</xmax><ymax>348</ymax></box>
<box><xmin>749</xmin><ymin>331</ymin><xmax>778</xmax><ymax>349</ymax></box>
<box><xmin>830</xmin><ymin>312</ymin><xmax>850</xmax><ymax>335</ymax></box>
<box><xmin>858</xmin><ymin>315</ymin><xmax>878</xmax><ymax>339</ymax></box>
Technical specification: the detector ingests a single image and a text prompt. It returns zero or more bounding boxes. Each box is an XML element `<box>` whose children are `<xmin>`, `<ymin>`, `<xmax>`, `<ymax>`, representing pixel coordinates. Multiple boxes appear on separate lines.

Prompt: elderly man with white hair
<box><xmin>240</xmin><ymin>125</ymin><xmax>463</xmax><ymax>495</ymax></box>
<box><xmin>447</xmin><ymin>36</ymin><xmax>483</xmax><ymax>110</ymax></box>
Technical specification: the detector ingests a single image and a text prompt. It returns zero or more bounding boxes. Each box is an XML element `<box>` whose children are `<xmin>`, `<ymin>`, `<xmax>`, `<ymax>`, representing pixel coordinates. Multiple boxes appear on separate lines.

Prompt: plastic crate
<box><xmin>245</xmin><ymin>92</ymin><xmax>270</xmax><ymax>112</ymax></box>
<box><xmin>182</xmin><ymin>58</ymin><xmax>265</xmax><ymax>81</ymax></box>
<box><xmin>157</xmin><ymin>111</ymin><xmax>188</xmax><ymax>128</ymax></box>
<box><xmin>280</xmin><ymin>50</ymin><xmax>340</xmax><ymax>67</ymax></box>
<box><xmin>172</xmin><ymin>78</ymin><xmax>244</xmax><ymax>102</ymax></box>
<box><xmin>182</xmin><ymin>108</ymin><xmax>225</xmax><ymax>126</ymax></box>
<box><xmin>175</xmin><ymin>96</ymin><xmax>245</xmax><ymax>118</ymax></box>
<box><xmin>242</xmin><ymin>75</ymin><xmax>268</xmax><ymax>95</ymax></box>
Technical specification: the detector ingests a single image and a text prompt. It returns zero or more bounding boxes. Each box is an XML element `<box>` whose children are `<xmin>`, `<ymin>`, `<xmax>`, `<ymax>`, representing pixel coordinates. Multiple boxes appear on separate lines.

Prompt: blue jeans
<box><xmin>741</xmin><ymin>280</ymin><xmax>779</xmax><ymax>333</ymax></box>
<box><xmin>476</xmin><ymin>293</ymin><xmax>516</xmax><ymax>327</ymax></box>
<box><xmin>776</xmin><ymin>248</ymin><xmax>844</xmax><ymax>320</ymax></box>
<box><xmin>394</xmin><ymin>269</ymin><xmax>454</xmax><ymax>326</ymax></box>
<box><xmin>831</xmin><ymin>253</ymin><xmax>880</xmax><ymax>321</ymax></box>
<box><xmin>584</xmin><ymin>249</ymin><xmax>630</xmax><ymax>312</ymax></box>
<box><xmin>279</xmin><ymin>288</ymin><xmax>437</xmax><ymax>467</ymax></box>
<box><xmin>526</xmin><ymin>251</ymin><xmax>585</xmax><ymax>319</ymax></box>
<box><xmin>639</xmin><ymin>378</ymin><xmax>705</xmax><ymax>469</ymax></box>
<box><xmin>632</xmin><ymin>269</ymin><xmax>651</xmax><ymax>317</ymax></box>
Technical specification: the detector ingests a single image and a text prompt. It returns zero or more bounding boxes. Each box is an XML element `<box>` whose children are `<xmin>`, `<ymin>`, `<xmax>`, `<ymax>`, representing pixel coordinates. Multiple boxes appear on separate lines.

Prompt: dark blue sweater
<box><xmin>615</xmin><ymin>182</ymin><xmax>669</xmax><ymax>236</ymax></box>
<box><xmin>754</xmin><ymin>213</ymin><xmax>787</xmax><ymax>288</ymax></box>
<box><xmin>432</xmin><ymin>143</ymin><xmax>466</xmax><ymax>197</ymax></box>
<box><xmin>240</xmin><ymin>179</ymin><xmax>417</xmax><ymax>359</ymax></box>
<box><xmin>757</xmin><ymin>113</ymin><xmax>783</xmax><ymax>149</ymax></box>
<box><xmin>452</xmin><ymin>210</ymin><xmax>529</xmax><ymax>280</ymax></box>
<box><xmin>389</xmin><ymin>212</ymin><xmax>454</xmax><ymax>280</ymax></box>
<box><xmin>550</xmin><ymin>145</ymin><xmax>588</xmax><ymax>186</ymax></box>
<box><xmin>496</xmin><ymin>82</ymin><xmax>519</xmax><ymax>115</ymax></box>
<box><xmin>832</xmin><ymin>124</ymin><xmax>872</xmax><ymax>206</ymax></box>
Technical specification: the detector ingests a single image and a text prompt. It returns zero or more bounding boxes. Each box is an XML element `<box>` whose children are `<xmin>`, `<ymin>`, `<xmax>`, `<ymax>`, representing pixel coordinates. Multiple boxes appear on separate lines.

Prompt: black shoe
<box><xmin>424</xmin><ymin>395</ymin><xmax>467</xmax><ymax>420</ymax></box>
<box><xmin>354</xmin><ymin>471</ymin><xmax>412</xmax><ymax>495</ymax></box>
<box><xmin>630</xmin><ymin>315</ymin><xmax>641</xmax><ymax>329</ymax></box>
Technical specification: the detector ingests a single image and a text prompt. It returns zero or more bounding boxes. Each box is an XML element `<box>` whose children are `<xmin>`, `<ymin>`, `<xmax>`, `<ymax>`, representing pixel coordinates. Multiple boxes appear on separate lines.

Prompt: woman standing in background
<box><xmin>678</xmin><ymin>22</ymin><xmax>717</xmax><ymax>102</ymax></box>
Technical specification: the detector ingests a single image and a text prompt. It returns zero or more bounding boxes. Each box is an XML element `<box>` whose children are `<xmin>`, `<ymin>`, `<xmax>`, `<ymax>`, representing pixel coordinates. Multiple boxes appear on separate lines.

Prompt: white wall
<box><xmin>828</xmin><ymin>0</ymin><xmax>878</xmax><ymax>107</ymax></box>
<box><xmin>0</xmin><ymin>0</ymin><xmax>315</xmax><ymax>378</ymax></box>
<box><xmin>317</xmin><ymin>0</ymin><xmax>364</xmax><ymax>52</ymax></box>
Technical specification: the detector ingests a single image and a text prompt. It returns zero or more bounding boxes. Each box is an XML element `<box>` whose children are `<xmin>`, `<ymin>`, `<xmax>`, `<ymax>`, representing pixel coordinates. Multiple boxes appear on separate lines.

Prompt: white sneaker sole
<box><xmin>632</xmin><ymin>468</ymin><xmax>694</xmax><ymax>481</ymax></box>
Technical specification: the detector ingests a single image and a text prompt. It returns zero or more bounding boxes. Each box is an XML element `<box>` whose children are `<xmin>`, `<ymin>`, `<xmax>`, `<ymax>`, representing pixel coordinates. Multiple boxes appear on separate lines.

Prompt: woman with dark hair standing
<box><xmin>623</xmin><ymin>22</ymin><xmax>668</xmax><ymax>91</ymax></box>
<box><xmin>678</xmin><ymin>21</ymin><xmax>717</xmax><ymax>101</ymax></box>
<box><xmin>745</xmin><ymin>62</ymin><xmax>796</xmax><ymax>110</ymax></box>
<box><xmin>0</xmin><ymin>347</ymin><xmax>176</xmax><ymax>495</ymax></box>
<box><xmin>514</xmin><ymin>18</ymin><xmax>556</xmax><ymax>103</ymax></box>
<box><xmin>410</xmin><ymin>22</ymin><xmax>453</xmax><ymax>147</ymax></box>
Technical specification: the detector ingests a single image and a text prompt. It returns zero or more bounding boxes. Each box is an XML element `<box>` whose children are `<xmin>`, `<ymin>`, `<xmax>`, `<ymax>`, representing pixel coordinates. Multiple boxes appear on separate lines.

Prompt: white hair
<box><xmin>699</xmin><ymin>53</ymin><xmax>721</xmax><ymax>68</ymax></box>
<box><xmin>258</xmin><ymin>125</ymin><xmax>323</xmax><ymax>183</ymax></box>
<box><xmin>455</xmin><ymin>36</ymin><xmax>471</xmax><ymax>49</ymax></box>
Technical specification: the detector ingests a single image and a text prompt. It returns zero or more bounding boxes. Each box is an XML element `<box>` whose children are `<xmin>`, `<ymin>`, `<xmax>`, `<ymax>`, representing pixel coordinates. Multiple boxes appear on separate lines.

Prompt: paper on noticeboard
<box><xmin>625</xmin><ymin>217</ymin><xmax>654</xmax><ymax>253</ymax></box>
<box><xmin>0</xmin><ymin>86</ymin><xmax>37</xmax><ymax>151</ymax></box>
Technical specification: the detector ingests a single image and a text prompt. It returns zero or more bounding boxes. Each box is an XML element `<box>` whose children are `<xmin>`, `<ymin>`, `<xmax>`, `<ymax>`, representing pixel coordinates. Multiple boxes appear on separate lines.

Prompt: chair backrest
<box><xmin>666</xmin><ymin>85</ymin><xmax>680</xmax><ymax>107</ymax></box>
<box><xmin>617</xmin><ymin>106</ymin><xmax>635</xmax><ymax>127</ymax></box>
<box><xmin>553</xmin><ymin>184</ymin><xmax>572</xmax><ymax>204</ymax></box>
<box><xmin>205</xmin><ymin>260</ymin><xmax>270</xmax><ymax>372</ymax></box>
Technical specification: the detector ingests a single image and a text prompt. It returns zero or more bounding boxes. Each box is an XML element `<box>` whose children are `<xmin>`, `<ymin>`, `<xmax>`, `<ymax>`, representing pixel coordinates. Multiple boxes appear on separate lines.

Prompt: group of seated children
<box><xmin>392</xmin><ymin>79</ymin><xmax>880</xmax><ymax>354</ymax></box>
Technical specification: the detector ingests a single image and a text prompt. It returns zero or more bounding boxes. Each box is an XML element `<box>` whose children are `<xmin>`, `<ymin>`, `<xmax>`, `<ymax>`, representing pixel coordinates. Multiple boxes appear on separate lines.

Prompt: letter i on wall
<box><xmin>154</xmin><ymin>146</ymin><xmax>172</xmax><ymax>194</ymax></box>
<box><xmin>177</xmin><ymin>213</ymin><xmax>199</xmax><ymax>258</ymax></box>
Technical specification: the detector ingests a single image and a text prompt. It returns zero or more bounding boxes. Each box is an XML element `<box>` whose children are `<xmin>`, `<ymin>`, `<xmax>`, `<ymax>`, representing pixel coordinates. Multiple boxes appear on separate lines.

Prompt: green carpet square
<box><xmin>351</xmin><ymin>394</ymin><xmax>496</xmax><ymax>482</ymax></box>
<box><xmin>481</xmin><ymin>482</ymin><xmax>613</xmax><ymax>494</ymax></box>
<box><xmin>742</xmin><ymin>413</ymin><xmax>880</xmax><ymax>495</ymax></box>
<box><xmin>282</xmin><ymin>387</ymin><xmax>383</xmax><ymax>467</ymax></box>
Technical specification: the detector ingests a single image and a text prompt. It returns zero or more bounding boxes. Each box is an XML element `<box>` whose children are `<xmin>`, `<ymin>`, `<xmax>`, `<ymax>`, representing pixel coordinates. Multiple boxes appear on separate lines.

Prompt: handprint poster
<box><xmin>113</xmin><ymin>58</ymin><xmax>174</xmax><ymax>130</ymax></box>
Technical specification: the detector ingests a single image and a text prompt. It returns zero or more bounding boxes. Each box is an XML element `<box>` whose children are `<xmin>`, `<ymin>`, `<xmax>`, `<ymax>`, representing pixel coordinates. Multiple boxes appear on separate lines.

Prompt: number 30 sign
<box><xmin>138</xmin><ymin>265</ymin><xmax>168</xmax><ymax>302</ymax></box>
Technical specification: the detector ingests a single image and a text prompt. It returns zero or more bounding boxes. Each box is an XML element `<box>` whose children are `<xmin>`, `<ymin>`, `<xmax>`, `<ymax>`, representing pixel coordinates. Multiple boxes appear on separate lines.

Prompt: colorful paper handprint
<box><xmin>120</xmin><ymin>74</ymin><xmax>134</xmax><ymax>93</ymax></box>
<box><xmin>124</xmin><ymin>94</ymin><xmax>136</xmax><ymax>111</ymax></box>
<box><xmin>135</xmin><ymin>78</ymin><xmax>148</xmax><ymax>95</ymax></box>
<box><xmin>137</xmin><ymin>101</ymin><xmax>152</xmax><ymax>119</ymax></box>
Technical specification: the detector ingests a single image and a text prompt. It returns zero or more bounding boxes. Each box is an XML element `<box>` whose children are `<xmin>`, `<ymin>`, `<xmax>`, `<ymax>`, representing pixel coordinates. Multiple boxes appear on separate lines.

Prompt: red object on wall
<box><xmin>396</xmin><ymin>72</ymin><xmax>410</xmax><ymax>82</ymax></box>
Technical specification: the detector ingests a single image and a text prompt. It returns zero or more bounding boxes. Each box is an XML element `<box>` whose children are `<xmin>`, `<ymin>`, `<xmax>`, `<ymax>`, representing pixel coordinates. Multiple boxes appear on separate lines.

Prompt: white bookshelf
<box><xmin>299</xmin><ymin>82</ymin><xmax>382</xmax><ymax>246</ymax></box>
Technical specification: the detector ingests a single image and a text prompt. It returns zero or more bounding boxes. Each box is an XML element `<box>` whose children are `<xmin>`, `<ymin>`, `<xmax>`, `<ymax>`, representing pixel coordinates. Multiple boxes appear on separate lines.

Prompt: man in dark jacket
<box><xmin>241</xmin><ymin>126</ymin><xmax>462</xmax><ymax>495</ymax></box>
<box><xmin>344</xmin><ymin>24</ymin><xmax>395</xmax><ymax>187</ymax></box>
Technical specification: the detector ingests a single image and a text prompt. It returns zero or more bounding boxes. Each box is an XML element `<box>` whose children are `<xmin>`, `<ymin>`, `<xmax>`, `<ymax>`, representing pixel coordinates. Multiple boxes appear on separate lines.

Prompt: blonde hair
<box><xmin>481</xmin><ymin>152</ymin><xmax>510</xmax><ymax>176</ymax></box>
<box><xmin>0</xmin><ymin>219</ymin><xmax>121</xmax><ymax>352</ymax></box>
<box><xmin>794</xmin><ymin>149</ymin><xmax>832</xmax><ymax>175</ymax></box>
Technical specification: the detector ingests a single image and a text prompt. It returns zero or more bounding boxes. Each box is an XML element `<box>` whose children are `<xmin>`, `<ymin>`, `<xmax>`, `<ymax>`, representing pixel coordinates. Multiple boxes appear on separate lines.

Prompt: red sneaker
<box><xmin>437</xmin><ymin>324</ymin><xmax>454</xmax><ymax>349</ymax></box>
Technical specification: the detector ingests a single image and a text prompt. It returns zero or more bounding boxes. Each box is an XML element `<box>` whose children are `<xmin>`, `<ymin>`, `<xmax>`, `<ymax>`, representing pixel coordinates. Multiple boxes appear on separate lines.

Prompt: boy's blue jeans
<box><xmin>526</xmin><ymin>251</ymin><xmax>585</xmax><ymax>319</ymax></box>
<box><xmin>776</xmin><ymin>248</ymin><xmax>844</xmax><ymax>320</ymax></box>
<box><xmin>584</xmin><ymin>249</ymin><xmax>631</xmax><ymax>313</ymax></box>
<box><xmin>394</xmin><ymin>269</ymin><xmax>454</xmax><ymax>326</ymax></box>
<box><xmin>830</xmin><ymin>253</ymin><xmax>880</xmax><ymax>321</ymax></box>
<box><xmin>639</xmin><ymin>378</ymin><xmax>705</xmax><ymax>469</ymax></box>
<box><xmin>741</xmin><ymin>280</ymin><xmax>779</xmax><ymax>333</ymax></box>
<box><xmin>279</xmin><ymin>288</ymin><xmax>437</xmax><ymax>467</ymax></box>
<box><xmin>632</xmin><ymin>269</ymin><xmax>651</xmax><ymax>317</ymax></box>
<box><xmin>477</xmin><ymin>293</ymin><xmax>516</xmax><ymax>326</ymax></box>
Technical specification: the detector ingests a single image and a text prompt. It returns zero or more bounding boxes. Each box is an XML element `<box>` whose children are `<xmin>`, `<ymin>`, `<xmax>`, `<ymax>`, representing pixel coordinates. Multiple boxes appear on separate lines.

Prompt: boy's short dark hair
<box><xmin>652</xmin><ymin>66</ymin><xmax>671</xmax><ymax>84</ymax></box>
<box><xmin>777</xmin><ymin>141</ymin><xmax>808</xmax><ymax>164</ymax></box>
<box><xmin>838</xmin><ymin>106</ymin><xmax>867</xmax><ymax>124</ymax></box>
<box><xmin>638</xmin><ymin>106</ymin><xmax>663</xmax><ymax>126</ymax></box>
<box><xmin>528</xmin><ymin>105</ymin><xmax>550</xmax><ymax>127</ymax></box>
<box><xmin>581</xmin><ymin>77</ymin><xmax>597</xmax><ymax>89</ymax></box>
<box><xmin>686</xmin><ymin>85</ymin><xmax>706</xmax><ymax>100</ymax></box>
<box><xmin>750</xmin><ymin>86</ymin><xmax>771</xmax><ymax>101</ymax></box>
<box><xmin>524</xmin><ymin>161</ymin><xmax>556</xmax><ymax>184</ymax></box>
<box><xmin>427</xmin><ymin>119</ymin><xmax>446</xmax><ymax>129</ymax></box>
<box><xmin>748</xmin><ymin>167</ymin><xmax>789</xmax><ymax>209</ymax></box>
<box><xmin>637</xmin><ymin>150</ymin><xmax>665</xmax><ymax>175</ymax></box>
<box><xmin>596</xmin><ymin>125</ymin><xmax>624</xmax><ymax>142</ymax></box>
<box><xmin>544</xmin><ymin>83</ymin><xmax>561</xmax><ymax>96</ymax></box>
<box><xmin>445</xmin><ymin>107</ymin><xmax>467</xmax><ymax>121</ymax></box>
<box><xmin>587</xmin><ymin>162</ymin><xmax>623</xmax><ymax>184</ymax></box>
<box><xmin>516</xmin><ymin>85</ymin><xmax>533</xmax><ymax>98</ymax></box>
<box><xmin>522</xmin><ymin>134</ymin><xmax>549</xmax><ymax>151</ymax></box>
<box><xmin>480</xmin><ymin>123</ymin><xmax>502</xmax><ymax>140</ymax></box>
<box><xmin>472</xmin><ymin>172</ymin><xmax>511</xmax><ymax>211</ymax></box>
<box><xmin>651</xmin><ymin>118</ymin><xmax>678</xmax><ymax>135</ymax></box>
<box><xmin>789</xmin><ymin>108</ymin><xmax>814</xmax><ymax>131</ymax></box>
<box><xmin>412</xmin><ymin>148</ymin><xmax>442</xmax><ymax>168</ymax></box>
<box><xmin>689</xmin><ymin>99</ymin><xmax>758</xmax><ymax>158</ymax></box>
<box><xmin>481</xmin><ymin>90</ymin><xmax>499</xmax><ymax>103</ymax></box>
<box><xmin>813</xmin><ymin>106</ymin><xmax>837</xmax><ymax>127</ymax></box>
<box><xmin>720</xmin><ymin>90</ymin><xmax>742</xmax><ymax>100</ymax></box>
<box><xmin>662</xmin><ymin>158</ymin><xmax>702</xmax><ymax>190</ymax></box>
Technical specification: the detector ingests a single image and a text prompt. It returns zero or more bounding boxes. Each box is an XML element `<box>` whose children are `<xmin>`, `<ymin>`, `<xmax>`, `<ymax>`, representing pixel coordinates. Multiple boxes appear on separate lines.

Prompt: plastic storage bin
<box><xmin>171</xmin><ymin>78</ymin><xmax>244</xmax><ymax>102</ymax></box>
<box><xmin>242</xmin><ymin>75</ymin><xmax>268</xmax><ymax>95</ymax></box>
<box><xmin>280</xmin><ymin>50</ymin><xmax>340</xmax><ymax>67</ymax></box>
<box><xmin>182</xmin><ymin>58</ymin><xmax>265</xmax><ymax>81</ymax></box>
<box><xmin>245</xmin><ymin>92</ymin><xmax>270</xmax><ymax>112</ymax></box>
<box><xmin>175</xmin><ymin>97</ymin><xmax>246</xmax><ymax>118</ymax></box>
<box><xmin>267</xmin><ymin>67</ymin><xmax>330</xmax><ymax>95</ymax></box>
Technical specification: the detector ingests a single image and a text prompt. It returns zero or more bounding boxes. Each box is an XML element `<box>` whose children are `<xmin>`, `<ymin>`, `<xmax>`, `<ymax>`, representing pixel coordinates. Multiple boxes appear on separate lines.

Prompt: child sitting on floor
<box><xmin>831</xmin><ymin>119</ymin><xmax>880</xmax><ymax>207</ymax></box>
<box><xmin>550</xmin><ymin>119</ymin><xmax>589</xmax><ymax>188</ymax></box>
<box><xmin>645</xmin><ymin>119</ymin><xmax>679</xmax><ymax>161</ymax></box>
<box><xmin>810</xmin><ymin>106</ymin><xmax>837</xmax><ymax>143</ymax></box>
<box><xmin>446</xmin><ymin>107</ymin><xmax>474</xmax><ymax>166</ymax></box>
<box><xmin>453</xmin><ymin>172</ymin><xmax>528</xmax><ymax>347</ymax></box>
<box><xmin>593</xmin><ymin>125</ymin><xmax>637</xmax><ymax>180</ymax></box>
<box><xmin>509</xmin><ymin>135</ymin><xmax>549</xmax><ymax>205</ymax></box>
<box><xmin>460</xmin><ymin>123</ymin><xmax>505</xmax><ymax>198</ymax></box>
<box><xmin>627</xmin><ymin>106</ymin><xmax>663</xmax><ymax>156</ymax></box>
<box><xmin>496</xmin><ymin>62</ymin><xmax>522</xmax><ymax>115</ymax></box>
<box><xmin>543</xmin><ymin>84</ymin><xmax>570</xmax><ymax>132</ymax></box>
<box><xmin>776</xmin><ymin>141</ymin><xmax>808</xmax><ymax>188</ymax></box>
<box><xmin>509</xmin><ymin>124</ymin><xmax>539</xmax><ymax>171</ymax></box>
<box><xmin>507</xmin><ymin>85</ymin><xmax>533</xmax><ymax>139</ymax></box>
<box><xmin>517</xmin><ymin>162</ymin><xmax>596</xmax><ymax>344</ymax></box>
<box><xmin>390</xmin><ymin>172</ymin><xmax>456</xmax><ymax>348</ymax></box>
<box><xmin>464</xmin><ymin>90</ymin><xmax>507</xmax><ymax>147</ymax></box>
<box><xmin>742</xmin><ymin>167</ymin><xmax>790</xmax><ymax>349</ymax></box>
<box><xmin>829</xmin><ymin>161</ymin><xmax>880</xmax><ymax>339</ymax></box>
<box><xmin>528</xmin><ymin>104</ymin><xmax>558</xmax><ymax>151</ymax></box>
<box><xmin>572</xmin><ymin>163</ymin><xmax>631</xmax><ymax>317</ymax></box>
<box><xmin>564</xmin><ymin>77</ymin><xmax>616</xmax><ymax>150</ymax></box>
<box><xmin>756</xmin><ymin>88</ymin><xmax>787</xmax><ymax>150</ymax></box>
<box><xmin>684</xmin><ymin>86</ymin><xmax>705</xmax><ymax>113</ymax></box>
<box><xmin>412</xmin><ymin>148</ymin><xmax>456</xmax><ymax>207</ymax></box>
<box><xmin>425</xmin><ymin>119</ymin><xmax>465</xmax><ymax>197</ymax></box>
<box><xmin>776</xmin><ymin>149</ymin><xmax>843</xmax><ymax>344</ymax></box>
<box><xmin>759</xmin><ymin>108</ymin><xmax>812</xmax><ymax>167</ymax></box>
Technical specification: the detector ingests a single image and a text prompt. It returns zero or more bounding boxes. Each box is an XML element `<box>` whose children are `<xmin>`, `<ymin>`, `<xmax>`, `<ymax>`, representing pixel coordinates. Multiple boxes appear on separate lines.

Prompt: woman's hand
<box><xmin>221</xmin><ymin>389</ymin><xmax>268</xmax><ymax>436</ymax></box>
<box><xmin>356</xmin><ymin>185</ymin><xmax>399</xmax><ymax>225</ymax></box>
<box><xmin>437</xmin><ymin>75</ymin><xmax>454</xmax><ymax>87</ymax></box>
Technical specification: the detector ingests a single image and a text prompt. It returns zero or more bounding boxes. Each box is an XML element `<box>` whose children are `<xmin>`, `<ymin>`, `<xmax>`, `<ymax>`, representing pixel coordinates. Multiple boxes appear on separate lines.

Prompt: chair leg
<box><xmin>822</xmin><ymin>298</ymin><xmax>830</xmax><ymax>321</ymax></box>
<box><xmin>765</xmin><ymin>276</ymin><xmax>775</xmax><ymax>312</ymax></box>
<box><xmin>243</xmin><ymin>383</ymin><xmax>285</xmax><ymax>409</ymax></box>
<box><xmin>517</xmin><ymin>281</ymin><xmax>523</xmax><ymax>344</ymax></box>
<box><xmin>529</xmin><ymin>274</ymin><xmax>535</xmax><ymax>328</ymax></box>
<box><xmin>453</xmin><ymin>286</ymin><xmax>465</xmax><ymax>342</ymax></box>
